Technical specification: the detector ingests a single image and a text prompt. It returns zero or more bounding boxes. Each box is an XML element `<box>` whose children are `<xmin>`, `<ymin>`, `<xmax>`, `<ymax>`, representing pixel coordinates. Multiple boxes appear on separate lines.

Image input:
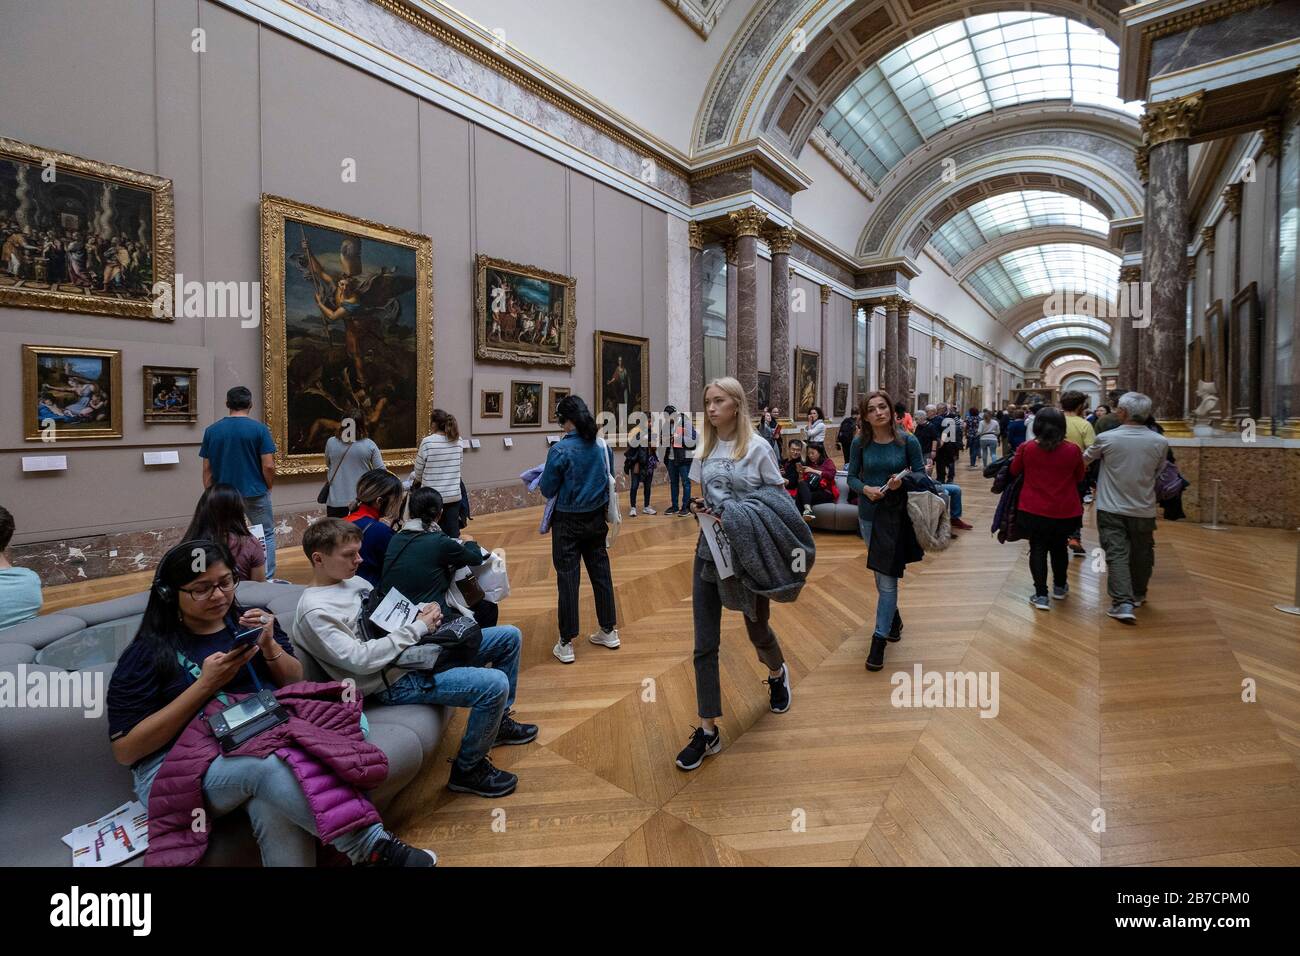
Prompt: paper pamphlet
<box><xmin>368</xmin><ymin>587</ymin><xmax>422</xmax><ymax>630</ymax></box>
<box><xmin>696</xmin><ymin>512</ymin><xmax>735</xmax><ymax>579</ymax></box>
<box><xmin>63</xmin><ymin>801</ymin><xmax>148</xmax><ymax>867</ymax></box>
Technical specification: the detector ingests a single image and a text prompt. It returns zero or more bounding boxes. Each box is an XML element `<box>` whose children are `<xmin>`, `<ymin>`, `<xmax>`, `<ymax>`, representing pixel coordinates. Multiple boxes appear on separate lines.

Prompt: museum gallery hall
<box><xmin>1</xmin><ymin>0</ymin><xmax>1300</xmax><ymax>881</ymax></box>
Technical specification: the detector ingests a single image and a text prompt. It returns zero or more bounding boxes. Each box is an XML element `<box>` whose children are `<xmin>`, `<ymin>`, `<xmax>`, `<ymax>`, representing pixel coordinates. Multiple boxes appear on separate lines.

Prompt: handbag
<box><xmin>317</xmin><ymin>440</ymin><xmax>355</xmax><ymax>505</ymax></box>
<box><xmin>597</xmin><ymin>436</ymin><xmax>622</xmax><ymax>547</ymax></box>
<box><xmin>470</xmin><ymin>548</ymin><xmax>510</xmax><ymax>603</ymax></box>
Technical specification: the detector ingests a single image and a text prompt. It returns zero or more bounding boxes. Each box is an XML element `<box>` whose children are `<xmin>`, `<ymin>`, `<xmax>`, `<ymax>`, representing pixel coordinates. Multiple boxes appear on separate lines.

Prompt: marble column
<box><xmin>688</xmin><ymin>222</ymin><xmax>705</xmax><ymax>404</ymax></box>
<box><xmin>724</xmin><ymin>237</ymin><xmax>738</xmax><ymax>378</ymax></box>
<box><xmin>819</xmin><ymin>284</ymin><xmax>832</xmax><ymax>415</ymax></box>
<box><xmin>729</xmin><ymin>206</ymin><xmax>766</xmax><ymax>409</ymax></box>
<box><xmin>883</xmin><ymin>295</ymin><xmax>902</xmax><ymax>400</ymax></box>
<box><xmin>768</xmin><ymin>229</ymin><xmax>794</xmax><ymax>416</ymax></box>
<box><xmin>1118</xmin><ymin>265</ymin><xmax>1141</xmax><ymax>390</ymax></box>
<box><xmin>1140</xmin><ymin>92</ymin><xmax>1203</xmax><ymax>430</ymax></box>
<box><xmin>897</xmin><ymin>299</ymin><xmax>912</xmax><ymax>404</ymax></box>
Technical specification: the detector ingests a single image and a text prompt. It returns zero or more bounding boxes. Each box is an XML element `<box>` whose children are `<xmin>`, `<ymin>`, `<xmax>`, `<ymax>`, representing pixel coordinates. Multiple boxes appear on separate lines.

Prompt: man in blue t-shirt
<box><xmin>199</xmin><ymin>386</ymin><xmax>278</xmax><ymax>576</ymax></box>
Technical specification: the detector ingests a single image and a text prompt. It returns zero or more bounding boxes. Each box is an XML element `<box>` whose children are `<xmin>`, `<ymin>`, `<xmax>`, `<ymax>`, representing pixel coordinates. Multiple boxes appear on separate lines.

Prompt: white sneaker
<box><xmin>642</xmin><ymin>506</ymin><xmax>656</xmax><ymax>515</ymax></box>
<box><xmin>588</xmin><ymin>628</ymin><xmax>621</xmax><ymax>649</ymax></box>
<box><xmin>553</xmin><ymin>640</ymin><xmax>576</xmax><ymax>664</ymax></box>
<box><xmin>629</xmin><ymin>507</ymin><xmax>637</xmax><ymax>517</ymax></box>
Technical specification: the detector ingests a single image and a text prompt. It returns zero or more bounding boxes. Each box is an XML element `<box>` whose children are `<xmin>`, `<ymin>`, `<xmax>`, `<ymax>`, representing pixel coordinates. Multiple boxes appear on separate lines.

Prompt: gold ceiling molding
<box><xmin>366</xmin><ymin>0</ymin><xmax>689</xmax><ymax>180</ymax></box>
<box><xmin>1140</xmin><ymin>90</ymin><xmax>1205</xmax><ymax>146</ymax></box>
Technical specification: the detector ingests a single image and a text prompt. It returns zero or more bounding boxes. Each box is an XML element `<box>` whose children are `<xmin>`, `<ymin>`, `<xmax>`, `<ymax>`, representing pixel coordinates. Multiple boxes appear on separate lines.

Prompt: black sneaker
<box><xmin>887</xmin><ymin>609</ymin><xmax>903</xmax><ymax>643</ymax></box>
<box><xmin>493</xmin><ymin>710</ymin><xmax>539</xmax><ymax>747</ymax></box>
<box><xmin>447</xmin><ymin>756</ymin><xmax>518</xmax><ymax>797</ymax></box>
<box><xmin>766</xmin><ymin>664</ymin><xmax>791</xmax><ymax>714</ymax></box>
<box><xmin>664</xmin><ymin>507</ymin><xmax>679</xmax><ymax>515</ymax></box>
<box><xmin>675</xmin><ymin>726</ymin><xmax>721</xmax><ymax>771</ymax></box>
<box><xmin>365</xmin><ymin>836</ymin><xmax>437</xmax><ymax>867</ymax></box>
<box><xmin>866</xmin><ymin>634</ymin><xmax>887</xmax><ymax>671</ymax></box>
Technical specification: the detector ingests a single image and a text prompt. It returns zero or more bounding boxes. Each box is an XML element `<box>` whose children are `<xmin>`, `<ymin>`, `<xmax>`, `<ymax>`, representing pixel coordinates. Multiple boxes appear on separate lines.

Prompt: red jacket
<box><xmin>1010</xmin><ymin>440</ymin><xmax>1084</xmax><ymax>519</ymax></box>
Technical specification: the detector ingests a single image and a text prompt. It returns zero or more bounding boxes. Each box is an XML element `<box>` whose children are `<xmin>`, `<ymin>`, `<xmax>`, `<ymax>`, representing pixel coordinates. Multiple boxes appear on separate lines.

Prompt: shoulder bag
<box><xmin>317</xmin><ymin>439</ymin><xmax>356</xmax><ymax>505</ymax></box>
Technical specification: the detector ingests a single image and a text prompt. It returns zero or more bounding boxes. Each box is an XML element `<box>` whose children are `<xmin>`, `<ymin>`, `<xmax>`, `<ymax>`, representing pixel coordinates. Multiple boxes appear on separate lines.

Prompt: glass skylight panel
<box><xmin>929</xmin><ymin>191</ymin><xmax>1110</xmax><ymax>265</ymax></box>
<box><xmin>1020</xmin><ymin>315</ymin><xmax>1112</xmax><ymax>338</ymax></box>
<box><xmin>966</xmin><ymin>242</ymin><xmax>1119</xmax><ymax>312</ymax></box>
<box><xmin>1025</xmin><ymin>327</ymin><xmax>1110</xmax><ymax>350</ymax></box>
<box><xmin>819</xmin><ymin>12</ymin><xmax>1140</xmax><ymax>185</ymax></box>
<box><xmin>1050</xmin><ymin>353</ymin><xmax>1095</xmax><ymax>367</ymax></box>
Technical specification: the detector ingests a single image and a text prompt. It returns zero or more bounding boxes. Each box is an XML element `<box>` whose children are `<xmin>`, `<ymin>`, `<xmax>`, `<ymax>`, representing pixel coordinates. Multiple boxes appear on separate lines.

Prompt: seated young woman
<box><xmin>182</xmin><ymin>483</ymin><xmax>266</xmax><ymax>582</ymax></box>
<box><xmin>346</xmin><ymin>468</ymin><xmax>406</xmax><ymax>587</ymax></box>
<box><xmin>792</xmin><ymin>443</ymin><xmax>839</xmax><ymax>521</ymax></box>
<box><xmin>106</xmin><ymin>539</ymin><xmax>435</xmax><ymax>867</ymax></box>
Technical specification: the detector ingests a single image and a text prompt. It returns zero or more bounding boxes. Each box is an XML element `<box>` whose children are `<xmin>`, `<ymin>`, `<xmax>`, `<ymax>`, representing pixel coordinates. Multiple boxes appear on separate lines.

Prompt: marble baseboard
<box><xmin>12</xmin><ymin>475</ymin><xmax>636</xmax><ymax>585</ymax></box>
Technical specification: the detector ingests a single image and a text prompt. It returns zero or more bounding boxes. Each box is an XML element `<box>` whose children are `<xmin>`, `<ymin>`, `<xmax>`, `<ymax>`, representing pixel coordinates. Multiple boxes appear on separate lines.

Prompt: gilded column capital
<box><xmin>882</xmin><ymin>294</ymin><xmax>903</xmax><ymax>312</ymax></box>
<box><xmin>728</xmin><ymin>206</ymin><xmax>768</xmax><ymax>238</ymax></box>
<box><xmin>1262</xmin><ymin>115</ymin><xmax>1282</xmax><ymax>161</ymax></box>
<box><xmin>1186</xmin><ymin>256</ymin><xmax>1197</xmax><ymax>278</ymax></box>
<box><xmin>1201</xmin><ymin>226</ymin><xmax>1216</xmax><ymax>252</ymax></box>
<box><xmin>1222</xmin><ymin>182</ymin><xmax>1242</xmax><ymax>218</ymax></box>
<box><xmin>1140</xmin><ymin>91</ymin><xmax>1204</xmax><ymax>147</ymax></box>
<box><xmin>819</xmin><ymin>284</ymin><xmax>832</xmax><ymax>304</ymax></box>
<box><xmin>767</xmin><ymin>227</ymin><xmax>796</xmax><ymax>255</ymax></box>
<box><xmin>1118</xmin><ymin>265</ymin><xmax>1142</xmax><ymax>284</ymax></box>
<box><xmin>724</xmin><ymin>237</ymin><xmax>737</xmax><ymax>264</ymax></box>
<box><xmin>896</xmin><ymin>299</ymin><xmax>911</xmax><ymax>320</ymax></box>
<box><xmin>1289</xmin><ymin>68</ymin><xmax>1300</xmax><ymax>118</ymax></box>
<box><xmin>688</xmin><ymin>221</ymin><xmax>705</xmax><ymax>251</ymax></box>
<box><xmin>1134</xmin><ymin>142</ymin><xmax>1149</xmax><ymax>184</ymax></box>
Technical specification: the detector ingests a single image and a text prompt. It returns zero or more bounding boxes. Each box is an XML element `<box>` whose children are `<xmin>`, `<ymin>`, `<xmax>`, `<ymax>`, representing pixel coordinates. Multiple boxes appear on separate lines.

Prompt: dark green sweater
<box><xmin>378</xmin><ymin>527</ymin><xmax>486</xmax><ymax>618</ymax></box>
<box><xmin>846</xmin><ymin>432</ymin><xmax>924</xmax><ymax>520</ymax></box>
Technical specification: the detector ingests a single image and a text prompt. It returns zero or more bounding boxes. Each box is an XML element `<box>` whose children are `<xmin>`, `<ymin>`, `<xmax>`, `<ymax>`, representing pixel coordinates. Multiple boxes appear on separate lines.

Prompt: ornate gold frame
<box><xmin>0</xmin><ymin>137</ymin><xmax>174</xmax><ymax>321</ymax></box>
<box><xmin>475</xmin><ymin>254</ymin><xmax>576</xmax><ymax>368</ymax></box>
<box><xmin>794</xmin><ymin>347</ymin><xmax>819</xmax><ymax>416</ymax></box>
<box><xmin>142</xmin><ymin>365</ymin><xmax>198</xmax><ymax>423</ymax></box>
<box><xmin>23</xmin><ymin>344</ymin><xmax>124</xmax><ymax>441</ymax></box>
<box><xmin>594</xmin><ymin>330</ymin><xmax>650</xmax><ymax>442</ymax></box>
<box><xmin>480</xmin><ymin>388</ymin><xmax>504</xmax><ymax>419</ymax></box>
<box><xmin>547</xmin><ymin>386</ymin><xmax>571</xmax><ymax>424</ymax></box>
<box><xmin>260</xmin><ymin>194</ymin><xmax>433</xmax><ymax>474</ymax></box>
<box><xmin>510</xmin><ymin>380</ymin><xmax>543</xmax><ymax>427</ymax></box>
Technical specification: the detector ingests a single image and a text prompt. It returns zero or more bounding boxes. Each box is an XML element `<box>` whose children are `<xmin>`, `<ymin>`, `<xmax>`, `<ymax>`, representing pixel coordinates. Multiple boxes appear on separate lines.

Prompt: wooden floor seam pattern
<box><xmin>42</xmin><ymin>463</ymin><xmax>1300</xmax><ymax>866</ymax></box>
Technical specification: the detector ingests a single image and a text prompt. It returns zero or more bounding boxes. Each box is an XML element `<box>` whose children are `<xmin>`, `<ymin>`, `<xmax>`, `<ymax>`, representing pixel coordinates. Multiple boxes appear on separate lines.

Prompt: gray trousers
<box><xmin>1096</xmin><ymin>509</ymin><xmax>1156</xmax><ymax>605</ymax></box>
<box><xmin>692</xmin><ymin>555</ymin><xmax>784</xmax><ymax>719</ymax></box>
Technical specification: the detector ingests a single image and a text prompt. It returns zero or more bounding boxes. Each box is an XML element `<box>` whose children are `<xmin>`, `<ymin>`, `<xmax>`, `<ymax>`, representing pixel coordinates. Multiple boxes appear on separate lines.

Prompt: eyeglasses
<box><xmin>179</xmin><ymin>575</ymin><xmax>237</xmax><ymax>600</ymax></box>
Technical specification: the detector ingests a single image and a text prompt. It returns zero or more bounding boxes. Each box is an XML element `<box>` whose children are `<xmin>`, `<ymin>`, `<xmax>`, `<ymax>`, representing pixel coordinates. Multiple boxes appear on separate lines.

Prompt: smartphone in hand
<box><xmin>229</xmin><ymin>625</ymin><xmax>263</xmax><ymax>649</ymax></box>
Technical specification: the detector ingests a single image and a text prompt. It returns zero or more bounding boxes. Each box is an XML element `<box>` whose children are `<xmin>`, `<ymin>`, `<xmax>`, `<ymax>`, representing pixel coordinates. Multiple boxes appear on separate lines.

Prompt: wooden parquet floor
<box><xmin>43</xmin><ymin>463</ymin><xmax>1300</xmax><ymax>866</ymax></box>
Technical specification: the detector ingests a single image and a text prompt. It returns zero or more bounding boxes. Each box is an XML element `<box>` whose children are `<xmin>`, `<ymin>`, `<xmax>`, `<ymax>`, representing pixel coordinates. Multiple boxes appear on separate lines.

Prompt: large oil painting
<box><xmin>23</xmin><ymin>344</ymin><xmax>123</xmax><ymax>441</ymax></box>
<box><xmin>0</xmin><ymin>137</ymin><xmax>173</xmax><ymax>320</ymax></box>
<box><xmin>795</xmin><ymin>347</ymin><xmax>819</xmax><ymax>417</ymax></box>
<box><xmin>595</xmin><ymin>331</ymin><xmax>649</xmax><ymax>440</ymax></box>
<box><xmin>260</xmin><ymin>195</ymin><xmax>432</xmax><ymax>474</ymax></box>
<box><xmin>475</xmin><ymin>255</ymin><xmax>575</xmax><ymax>367</ymax></box>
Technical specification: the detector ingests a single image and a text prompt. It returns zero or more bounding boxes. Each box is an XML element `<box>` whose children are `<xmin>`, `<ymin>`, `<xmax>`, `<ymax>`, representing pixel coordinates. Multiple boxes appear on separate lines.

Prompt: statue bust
<box><xmin>1191</xmin><ymin>379</ymin><xmax>1221</xmax><ymax>424</ymax></box>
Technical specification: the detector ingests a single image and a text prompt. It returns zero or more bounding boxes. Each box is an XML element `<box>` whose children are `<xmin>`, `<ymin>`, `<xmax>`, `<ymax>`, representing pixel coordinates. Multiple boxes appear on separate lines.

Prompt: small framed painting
<box><xmin>481</xmin><ymin>388</ymin><xmax>504</xmax><ymax>419</ymax></box>
<box><xmin>547</xmin><ymin>386</ymin><xmax>570</xmax><ymax>424</ymax></box>
<box><xmin>24</xmin><ymin>344</ymin><xmax>123</xmax><ymax>440</ymax></box>
<box><xmin>756</xmin><ymin>371</ymin><xmax>771</xmax><ymax>411</ymax></box>
<box><xmin>511</xmin><ymin>380</ymin><xmax>542</xmax><ymax>427</ymax></box>
<box><xmin>143</xmin><ymin>365</ymin><xmax>198</xmax><ymax>423</ymax></box>
<box><xmin>833</xmin><ymin>382</ymin><xmax>848</xmax><ymax>418</ymax></box>
<box><xmin>794</xmin><ymin>347</ymin><xmax>820</xmax><ymax>416</ymax></box>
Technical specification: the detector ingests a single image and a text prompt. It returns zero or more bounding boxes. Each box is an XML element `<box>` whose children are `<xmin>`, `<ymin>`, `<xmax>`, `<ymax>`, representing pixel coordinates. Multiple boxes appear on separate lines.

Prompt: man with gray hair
<box><xmin>1082</xmin><ymin>391</ymin><xmax>1169</xmax><ymax>623</ymax></box>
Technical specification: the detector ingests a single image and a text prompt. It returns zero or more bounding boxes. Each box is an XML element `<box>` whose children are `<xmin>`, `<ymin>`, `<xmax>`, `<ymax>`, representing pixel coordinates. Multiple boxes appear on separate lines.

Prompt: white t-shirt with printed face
<box><xmin>688</xmin><ymin>436</ymin><xmax>785</xmax><ymax>513</ymax></box>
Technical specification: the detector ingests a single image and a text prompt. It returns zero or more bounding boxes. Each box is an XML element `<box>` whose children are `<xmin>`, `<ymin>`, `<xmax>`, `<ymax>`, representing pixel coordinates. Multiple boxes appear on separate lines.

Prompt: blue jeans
<box><xmin>375</xmin><ymin>624</ymin><xmax>520</xmax><ymax>770</ymax></box>
<box><xmin>980</xmin><ymin>438</ymin><xmax>998</xmax><ymax>468</ymax></box>
<box><xmin>968</xmin><ymin>436</ymin><xmax>979</xmax><ymax>466</ymax></box>
<box><xmin>242</xmin><ymin>493</ymin><xmax>276</xmax><ymax>577</ymax></box>
<box><xmin>939</xmin><ymin>483</ymin><xmax>963</xmax><ymax>519</ymax></box>
<box><xmin>132</xmin><ymin>750</ymin><xmax>384</xmax><ymax>866</ymax></box>
<box><xmin>858</xmin><ymin>518</ymin><xmax>899</xmax><ymax>638</ymax></box>
<box><xmin>666</xmin><ymin>459</ymin><xmax>692</xmax><ymax>510</ymax></box>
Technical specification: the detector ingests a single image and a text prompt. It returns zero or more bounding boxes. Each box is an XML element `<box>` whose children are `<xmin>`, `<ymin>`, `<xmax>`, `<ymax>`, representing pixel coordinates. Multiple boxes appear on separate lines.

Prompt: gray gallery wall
<box><xmin>0</xmin><ymin>0</ymin><xmax>670</xmax><ymax>548</ymax></box>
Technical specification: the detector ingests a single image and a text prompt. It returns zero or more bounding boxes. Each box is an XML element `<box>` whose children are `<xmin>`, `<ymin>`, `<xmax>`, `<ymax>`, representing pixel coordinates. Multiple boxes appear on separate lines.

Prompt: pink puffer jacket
<box><xmin>145</xmin><ymin>681</ymin><xmax>388</xmax><ymax>867</ymax></box>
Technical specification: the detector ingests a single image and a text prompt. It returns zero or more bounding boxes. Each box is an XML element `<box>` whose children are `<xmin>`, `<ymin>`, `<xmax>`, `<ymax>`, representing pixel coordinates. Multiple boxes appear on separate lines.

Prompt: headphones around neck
<box><xmin>152</xmin><ymin>538</ymin><xmax>220</xmax><ymax>604</ymax></box>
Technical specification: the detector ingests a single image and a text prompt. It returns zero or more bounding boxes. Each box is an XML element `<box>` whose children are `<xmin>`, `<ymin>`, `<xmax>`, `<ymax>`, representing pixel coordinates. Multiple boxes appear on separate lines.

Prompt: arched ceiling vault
<box><xmin>1031</xmin><ymin>340</ymin><xmax>1114</xmax><ymax>368</ymax></box>
<box><xmin>695</xmin><ymin>0</ymin><xmax>1123</xmax><ymax>154</ymax></box>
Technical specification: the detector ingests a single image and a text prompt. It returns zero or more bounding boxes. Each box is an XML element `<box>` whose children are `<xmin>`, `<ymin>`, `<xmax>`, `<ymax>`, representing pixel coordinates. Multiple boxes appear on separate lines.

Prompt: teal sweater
<box><xmin>846</xmin><ymin>432</ymin><xmax>924</xmax><ymax>520</ymax></box>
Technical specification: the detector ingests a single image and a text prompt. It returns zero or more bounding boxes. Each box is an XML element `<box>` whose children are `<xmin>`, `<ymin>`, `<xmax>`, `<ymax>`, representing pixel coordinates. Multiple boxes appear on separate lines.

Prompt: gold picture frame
<box><xmin>0</xmin><ymin>136</ymin><xmax>174</xmax><ymax>321</ymax></box>
<box><xmin>548</xmin><ymin>386</ymin><xmax>571</xmax><ymax>424</ymax></box>
<box><xmin>794</xmin><ymin>347</ymin><xmax>819</xmax><ymax>416</ymax></box>
<box><xmin>511</xmin><ymin>380</ymin><xmax>542</xmax><ymax>427</ymax></box>
<box><xmin>143</xmin><ymin>365</ymin><xmax>198</xmax><ymax>423</ymax></box>
<box><xmin>23</xmin><ymin>344</ymin><xmax>123</xmax><ymax>441</ymax></box>
<box><xmin>260</xmin><ymin>194</ymin><xmax>433</xmax><ymax>475</ymax></box>
<box><xmin>475</xmin><ymin>254</ymin><xmax>576</xmax><ymax>367</ymax></box>
<box><xmin>594</xmin><ymin>330</ymin><xmax>650</xmax><ymax>442</ymax></box>
<box><xmin>480</xmin><ymin>388</ymin><xmax>504</xmax><ymax>419</ymax></box>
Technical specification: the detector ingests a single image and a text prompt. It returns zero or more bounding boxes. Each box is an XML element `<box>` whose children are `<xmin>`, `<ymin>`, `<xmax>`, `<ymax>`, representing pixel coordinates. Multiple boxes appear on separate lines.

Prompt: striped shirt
<box><xmin>411</xmin><ymin>433</ymin><xmax>462</xmax><ymax>502</ymax></box>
